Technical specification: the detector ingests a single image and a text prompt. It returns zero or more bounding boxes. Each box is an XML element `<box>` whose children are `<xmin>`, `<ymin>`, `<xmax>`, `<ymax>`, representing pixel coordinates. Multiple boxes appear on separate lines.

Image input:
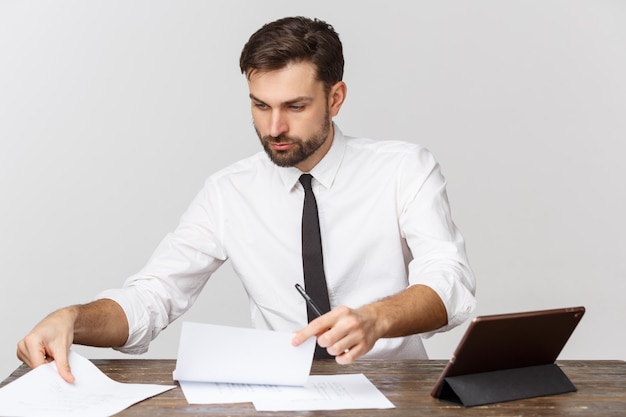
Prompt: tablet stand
<box><xmin>437</xmin><ymin>363</ymin><xmax>577</xmax><ymax>407</ymax></box>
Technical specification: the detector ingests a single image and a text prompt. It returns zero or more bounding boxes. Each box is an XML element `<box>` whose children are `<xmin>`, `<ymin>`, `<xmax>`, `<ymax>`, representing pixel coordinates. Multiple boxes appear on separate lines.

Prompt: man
<box><xmin>17</xmin><ymin>16</ymin><xmax>476</xmax><ymax>383</ymax></box>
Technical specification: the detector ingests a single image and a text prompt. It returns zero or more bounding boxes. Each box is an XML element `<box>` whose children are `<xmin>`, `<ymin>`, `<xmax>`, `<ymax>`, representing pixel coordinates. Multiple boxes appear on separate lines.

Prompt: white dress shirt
<box><xmin>98</xmin><ymin>124</ymin><xmax>476</xmax><ymax>359</ymax></box>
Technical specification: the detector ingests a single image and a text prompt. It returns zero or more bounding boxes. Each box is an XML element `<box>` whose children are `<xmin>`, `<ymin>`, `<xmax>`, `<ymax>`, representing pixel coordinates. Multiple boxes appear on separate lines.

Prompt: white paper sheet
<box><xmin>0</xmin><ymin>351</ymin><xmax>175</xmax><ymax>417</ymax></box>
<box><xmin>173</xmin><ymin>322</ymin><xmax>316</xmax><ymax>386</ymax></box>
<box><xmin>253</xmin><ymin>374</ymin><xmax>396</xmax><ymax>411</ymax></box>
<box><xmin>179</xmin><ymin>379</ymin><xmax>303</xmax><ymax>404</ymax></box>
<box><xmin>179</xmin><ymin>373</ymin><xmax>395</xmax><ymax>410</ymax></box>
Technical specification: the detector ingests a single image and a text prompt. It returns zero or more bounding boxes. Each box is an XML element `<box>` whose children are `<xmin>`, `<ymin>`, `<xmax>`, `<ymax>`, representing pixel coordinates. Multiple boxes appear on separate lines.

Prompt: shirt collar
<box><xmin>277</xmin><ymin>123</ymin><xmax>346</xmax><ymax>192</ymax></box>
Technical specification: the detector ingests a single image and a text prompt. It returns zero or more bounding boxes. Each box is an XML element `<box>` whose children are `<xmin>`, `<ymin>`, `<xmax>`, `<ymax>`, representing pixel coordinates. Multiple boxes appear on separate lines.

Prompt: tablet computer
<box><xmin>431</xmin><ymin>306</ymin><xmax>585</xmax><ymax>405</ymax></box>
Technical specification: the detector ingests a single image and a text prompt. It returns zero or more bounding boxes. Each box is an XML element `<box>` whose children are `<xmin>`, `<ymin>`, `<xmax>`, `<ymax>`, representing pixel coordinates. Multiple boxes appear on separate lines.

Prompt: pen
<box><xmin>295</xmin><ymin>283</ymin><xmax>324</xmax><ymax>318</ymax></box>
<box><xmin>295</xmin><ymin>283</ymin><xmax>349</xmax><ymax>355</ymax></box>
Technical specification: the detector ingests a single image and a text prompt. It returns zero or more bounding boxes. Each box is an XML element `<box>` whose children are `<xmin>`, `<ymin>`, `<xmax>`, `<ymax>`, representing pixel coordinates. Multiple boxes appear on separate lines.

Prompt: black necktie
<box><xmin>299</xmin><ymin>174</ymin><xmax>333</xmax><ymax>359</ymax></box>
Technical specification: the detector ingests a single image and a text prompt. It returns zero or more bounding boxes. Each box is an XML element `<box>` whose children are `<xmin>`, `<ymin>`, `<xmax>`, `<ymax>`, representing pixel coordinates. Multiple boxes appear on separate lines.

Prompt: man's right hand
<box><xmin>17</xmin><ymin>306</ymin><xmax>78</xmax><ymax>383</ymax></box>
<box><xmin>17</xmin><ymin>299</ymin><xmax>129</xmax><ymax>383</ymax></box>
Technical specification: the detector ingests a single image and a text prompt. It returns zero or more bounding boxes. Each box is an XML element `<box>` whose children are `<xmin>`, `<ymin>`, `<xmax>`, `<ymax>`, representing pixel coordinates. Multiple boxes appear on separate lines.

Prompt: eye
<box><xmin>253</xmin><ymin>102</ymin><xmax>269</xmax><ymax>110</ymax></box>
<box><xmin>289</xmin><ymin>105</ymin><xmax>305</xmax><ymax>111</ymax></box>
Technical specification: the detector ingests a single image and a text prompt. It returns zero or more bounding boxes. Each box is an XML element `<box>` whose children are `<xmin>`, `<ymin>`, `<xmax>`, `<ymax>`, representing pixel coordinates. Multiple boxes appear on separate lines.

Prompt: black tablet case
<box><xmin>431</xmin><ymin>306</ymin><xmax>585</xmax><ymax>407</ymax></box>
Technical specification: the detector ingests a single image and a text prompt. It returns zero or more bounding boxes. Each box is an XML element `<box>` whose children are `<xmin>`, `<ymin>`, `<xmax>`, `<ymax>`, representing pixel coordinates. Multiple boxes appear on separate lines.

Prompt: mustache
<box><xmin>262</xmin><ymin>134</ymin><xmax>298</xmax><ymax>144</ymax></box>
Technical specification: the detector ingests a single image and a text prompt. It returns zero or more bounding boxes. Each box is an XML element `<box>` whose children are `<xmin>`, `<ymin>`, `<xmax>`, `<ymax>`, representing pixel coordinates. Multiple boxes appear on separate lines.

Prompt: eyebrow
<box><xmin>249</xmin><ymin>94</ymin><xmax>313</xmax><ymax>106</ymax></box>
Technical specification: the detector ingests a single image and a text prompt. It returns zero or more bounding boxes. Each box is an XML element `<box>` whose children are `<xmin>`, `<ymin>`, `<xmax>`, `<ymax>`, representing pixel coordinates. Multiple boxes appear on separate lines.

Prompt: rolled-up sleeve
<box><xmin>398</xmin><ymin>148</ymin><xmax>476</xmax><ymax>336</ymax></box>
<box><xmin>97</xmin><ymin>178</ymin><xmax>227</xmax><ymax>353</ymax></box>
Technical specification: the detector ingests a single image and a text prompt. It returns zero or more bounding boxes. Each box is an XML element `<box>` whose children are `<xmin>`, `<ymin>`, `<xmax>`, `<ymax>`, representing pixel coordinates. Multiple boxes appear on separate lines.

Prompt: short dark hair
<box><xmin>239</xmin><ymin>16</ymin><xmax>344</xmax><ymax>93</ymax></box>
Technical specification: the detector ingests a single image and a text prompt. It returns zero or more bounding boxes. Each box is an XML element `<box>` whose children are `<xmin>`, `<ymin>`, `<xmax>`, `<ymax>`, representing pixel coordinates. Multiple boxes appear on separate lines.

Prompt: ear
<box><xmin>328</xmin><ymin>81</ymin><xmax>347</xmax><ymax>117</ymax></box>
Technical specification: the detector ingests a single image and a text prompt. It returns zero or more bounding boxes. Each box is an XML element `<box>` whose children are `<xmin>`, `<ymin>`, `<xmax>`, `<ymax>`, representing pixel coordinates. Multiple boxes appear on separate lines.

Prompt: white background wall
<box><xmin>1</xmin><ymin>0</ymin><xmax>625</xmax><ymax>380</ymax></box>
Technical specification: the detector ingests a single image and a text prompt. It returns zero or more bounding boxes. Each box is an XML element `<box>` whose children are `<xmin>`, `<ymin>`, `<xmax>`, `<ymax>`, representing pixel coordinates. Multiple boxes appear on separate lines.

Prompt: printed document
<box><xmin>180</xmin><ymin>373</ymin><xmax>395</xmax><ymax>411</ymax></box>
<box><xmin>0</xmin><ymin>350</ymin><xmax>175</xmax><ymax>417</ymax></box>
<box><xmin>173</xmin><ymin>322</ymin><xmax>394</xmax><ymax>411</ymax></box>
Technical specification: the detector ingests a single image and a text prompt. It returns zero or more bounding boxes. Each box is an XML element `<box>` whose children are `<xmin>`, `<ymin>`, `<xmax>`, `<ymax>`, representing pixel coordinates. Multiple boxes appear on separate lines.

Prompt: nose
<box><xmin>269</xmin><ymin>110</ymin><xmax>288</xmax><ymax>138</ymax></box>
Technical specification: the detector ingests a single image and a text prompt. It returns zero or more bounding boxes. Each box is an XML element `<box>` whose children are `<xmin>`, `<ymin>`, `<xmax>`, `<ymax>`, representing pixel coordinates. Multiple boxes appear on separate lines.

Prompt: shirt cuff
<box><xmin>415</xmin><ymin>271</ymin><xmax>476</xmax><ymax>338</ymax></box>
<box><xmin>95</xmin><ymin>287</ymin><xmax>155</xmax><ymax>354</ymax></box>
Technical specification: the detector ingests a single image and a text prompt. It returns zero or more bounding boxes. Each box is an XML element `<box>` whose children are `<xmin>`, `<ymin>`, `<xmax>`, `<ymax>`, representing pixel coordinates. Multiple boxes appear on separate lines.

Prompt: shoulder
<box><xmin>344</xmin><ymin>135</ymin><xmax>437</xmax><ymax>167</ymax></box>
<box><xmin>207</xmin><ymin>151</ymin><xmax>273</xmax><ymax>183</ymax></box>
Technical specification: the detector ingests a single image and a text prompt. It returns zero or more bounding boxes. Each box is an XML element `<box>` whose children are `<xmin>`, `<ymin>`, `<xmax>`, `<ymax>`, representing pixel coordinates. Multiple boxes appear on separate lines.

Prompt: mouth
<box><xmin>269</xmin><ymin>142</ymin><xmax>295</xmax><ymax>151</ymax></box>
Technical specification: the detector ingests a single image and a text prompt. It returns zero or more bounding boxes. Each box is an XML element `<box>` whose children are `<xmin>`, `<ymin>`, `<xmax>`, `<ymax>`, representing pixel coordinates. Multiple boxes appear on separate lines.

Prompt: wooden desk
<box><xmin>3</xmin><ymin>359</ymin><xmax>626</xmax><ymax>416</ymax></box>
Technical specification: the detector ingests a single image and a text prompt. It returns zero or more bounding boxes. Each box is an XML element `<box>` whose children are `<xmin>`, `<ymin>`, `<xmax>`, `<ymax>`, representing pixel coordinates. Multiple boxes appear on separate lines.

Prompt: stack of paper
<box><xmin>173</xmin><ymin>322</ymin><xmax>395</xmax><ymax>411</ymax></box>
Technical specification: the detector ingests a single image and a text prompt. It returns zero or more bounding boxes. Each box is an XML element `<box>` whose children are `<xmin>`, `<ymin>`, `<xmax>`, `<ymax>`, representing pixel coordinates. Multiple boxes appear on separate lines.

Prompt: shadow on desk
<box><xmin>3</xmin><ymin>359</ymin><xmax>626</xmax><ymax>416</ymax></box>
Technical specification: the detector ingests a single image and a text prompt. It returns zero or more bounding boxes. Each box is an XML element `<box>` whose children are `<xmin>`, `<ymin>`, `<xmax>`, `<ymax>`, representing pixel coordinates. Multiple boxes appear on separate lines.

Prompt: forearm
<box><xmin>71</xmin><ymin>299</ymin><xmax>129</xmax><ymax>348</ymax></box>
<box><xmin>359</xmin><ymin>284</ymin><xmax>447</xmax><ymax>340</ymax></box>
<box><xmin>18</xmin><ymin>298</ymin><xmax>130</xmax><ymax>379</ymax></box>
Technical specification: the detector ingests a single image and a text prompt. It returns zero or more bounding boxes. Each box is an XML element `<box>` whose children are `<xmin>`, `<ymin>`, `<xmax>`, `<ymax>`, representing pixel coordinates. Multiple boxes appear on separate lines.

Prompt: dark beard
<box><xmin>256</xmin><ymin>112</ymin><xmax>331</xmax><ymax>168</ymax></box>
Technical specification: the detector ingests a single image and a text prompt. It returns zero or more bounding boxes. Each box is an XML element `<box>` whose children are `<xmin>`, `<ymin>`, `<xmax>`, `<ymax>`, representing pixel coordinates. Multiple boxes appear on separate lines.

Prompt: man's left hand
<box><xmin>291</xmin><ymin>305</ymin><xmax>382</xmax><ymax>364</ymax></box>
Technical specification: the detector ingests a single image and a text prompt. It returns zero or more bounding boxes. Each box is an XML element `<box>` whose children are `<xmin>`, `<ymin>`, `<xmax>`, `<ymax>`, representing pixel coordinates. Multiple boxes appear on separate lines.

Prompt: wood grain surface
<box><xmin>3</xmin><ymin>359</ymin><xmax>625</xmax><ymax>416</ymax></box>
